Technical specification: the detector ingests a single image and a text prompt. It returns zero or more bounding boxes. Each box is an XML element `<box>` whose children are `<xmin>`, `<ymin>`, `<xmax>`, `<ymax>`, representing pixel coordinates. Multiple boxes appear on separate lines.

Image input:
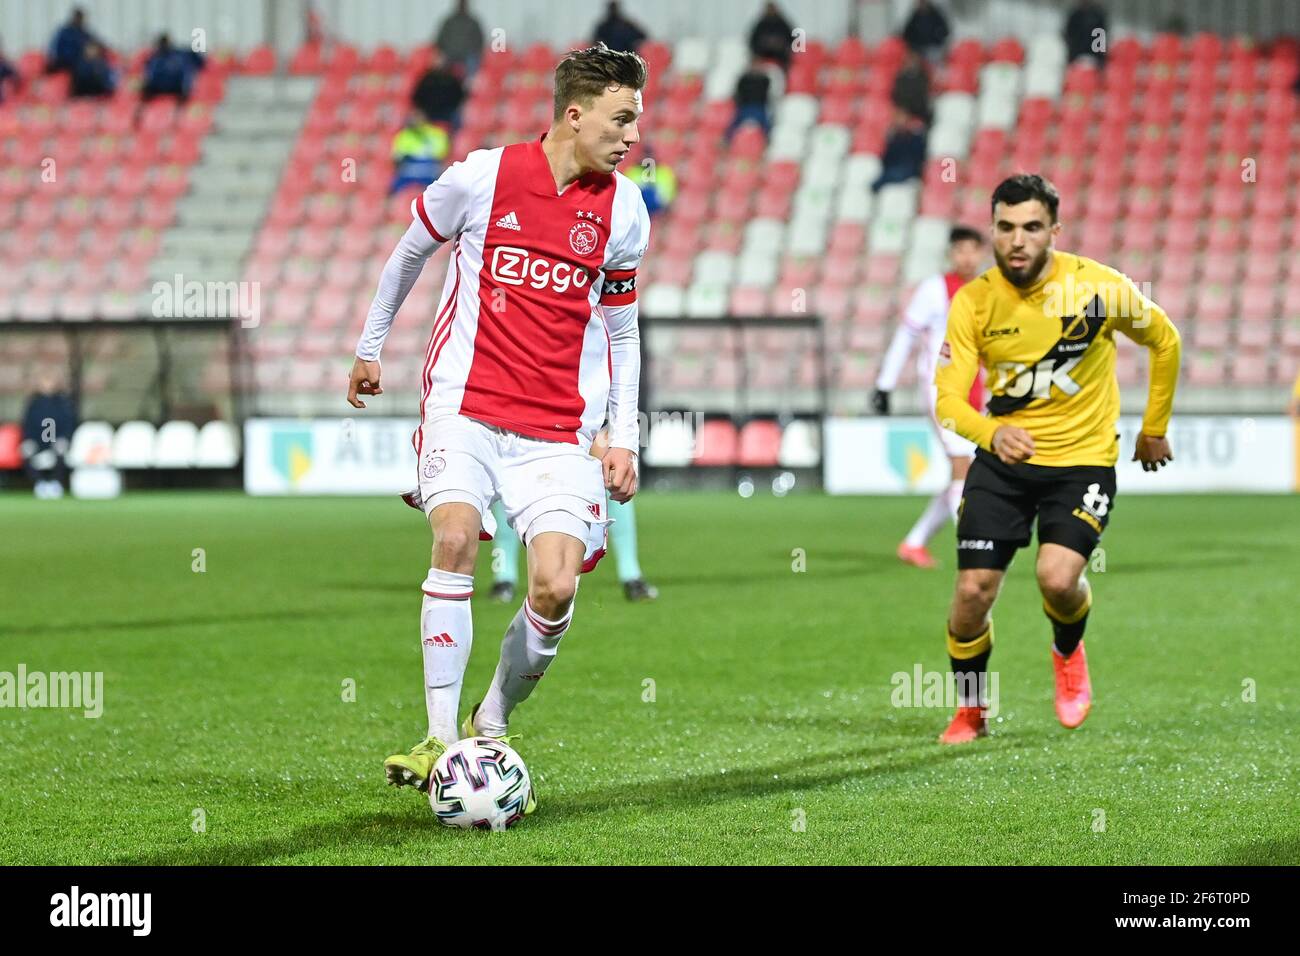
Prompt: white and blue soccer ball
<box><xmin>429</xmin><ymin>737</ymin><xmax>533</xmax><ymax>831</ymax></box>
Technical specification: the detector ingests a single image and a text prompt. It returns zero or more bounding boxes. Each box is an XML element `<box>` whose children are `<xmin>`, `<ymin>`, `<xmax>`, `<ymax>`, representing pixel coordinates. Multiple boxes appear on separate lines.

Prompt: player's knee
<box><xmin>1037</xmin><ymin>565</ymin><xmax>1082</xmax><ymax>606</ymax></box>
<box><xmin>955</xmin><ymin>573</ymin><xmax>998</xmax><ymax>612</ymax></box>
<box><xmin>431</xmin><ymin>526</ymin><xmax>478</xmax><ymax>574</ymax></box>
<box><xmin>528</xmin><ymin>573</ymin><xmax>577</xmax><ymax>619</ymax></box>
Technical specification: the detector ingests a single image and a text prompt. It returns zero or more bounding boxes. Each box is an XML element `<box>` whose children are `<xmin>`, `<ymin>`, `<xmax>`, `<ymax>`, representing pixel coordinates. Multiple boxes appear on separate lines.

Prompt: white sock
<box><xmin>419</xmin><ymin>568</ymin><xmax>474</xmax><ymax>742</ymax></box>
<box><xmin>475</xmin><ymin>596</ymin><xmax>573</xmax><ymax>736</ymax></box>
<box><xmin>944</xmin><ymin>478</ymin><xmax>964</xmax><ymax>521</ymax></box>
<box><xmin>904</xmin><ymin>491</ymin><xmax>952</xmax><ymax>547</ymax></box>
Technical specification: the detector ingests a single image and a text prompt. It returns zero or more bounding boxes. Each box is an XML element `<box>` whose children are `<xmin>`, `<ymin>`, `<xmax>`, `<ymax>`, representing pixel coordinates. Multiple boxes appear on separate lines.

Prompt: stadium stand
<box><xmin>2</xmin><ymin>23</ymin><xmax>1299</xmax><ymax>477</ymax></box>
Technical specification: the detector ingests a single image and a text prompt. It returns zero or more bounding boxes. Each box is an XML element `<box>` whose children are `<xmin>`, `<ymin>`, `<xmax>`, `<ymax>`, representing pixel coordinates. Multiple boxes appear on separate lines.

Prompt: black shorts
<box><xmin>955</xmin><ymin>449</ymin><xmax>1116</xmax><ymax>570</ymax></box>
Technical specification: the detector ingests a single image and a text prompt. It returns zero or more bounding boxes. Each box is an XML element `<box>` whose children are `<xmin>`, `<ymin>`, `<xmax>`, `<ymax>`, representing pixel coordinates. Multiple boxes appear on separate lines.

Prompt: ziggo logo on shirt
<box><xmin>490</xmin><ymin>246</ymin><xmax>593</xmax><ymax>294</ymax></box>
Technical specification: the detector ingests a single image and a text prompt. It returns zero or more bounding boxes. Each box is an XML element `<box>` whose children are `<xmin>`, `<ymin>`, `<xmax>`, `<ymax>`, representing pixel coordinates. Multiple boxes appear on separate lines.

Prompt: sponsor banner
<box><xmin>825</xmin><ymin>416</ymin><xmax>1295</xmax><ymax>494</ymax></box>
<box><xmin>244</xmin><ymin>418</ymin><xmax>419</xmax><ymax>494</ymax></box>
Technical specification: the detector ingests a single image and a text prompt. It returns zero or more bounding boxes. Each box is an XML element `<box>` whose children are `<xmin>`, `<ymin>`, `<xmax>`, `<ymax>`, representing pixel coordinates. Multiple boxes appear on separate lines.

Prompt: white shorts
<box><xmin>925</xmin><ymin>385</ymin><xmax>977</xmax><ymax>459</ymax></box>
<box><xmin>414</xmin><ymin>415</ymin><xmax>609</xmax><ymax>572</ymax></box>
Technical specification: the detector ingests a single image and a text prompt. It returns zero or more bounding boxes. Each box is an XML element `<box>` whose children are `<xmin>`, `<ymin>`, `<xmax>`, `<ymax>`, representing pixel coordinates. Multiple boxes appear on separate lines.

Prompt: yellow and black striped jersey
<box><xmin>934</xmin><ymin>251</ymin><xmax>1181</xmax><ymax>467</ymax></box>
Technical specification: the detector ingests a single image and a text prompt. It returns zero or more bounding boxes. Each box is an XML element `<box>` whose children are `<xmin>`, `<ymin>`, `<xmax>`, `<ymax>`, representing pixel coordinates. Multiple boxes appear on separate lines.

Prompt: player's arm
<box><xmin>347</xmin><ymin>158</ymin><xmax>473</xmax><ymax>408</ymax></box>
<box><xmin>873</xmin><ymin>279</ymin><xmax>930</xmax><ymax>414</ymax></box>
<box><xmin>598</xmin><ymin>194</ymin><xmax>651</xmax><ymax>502</ymax></box>
<box><xmin>934</xmin><ymin>288</ymin><xmax>1029</xmax><ymax>461</ymax></box>
<box><xmin>1110</xmin><ymin>271</ymin><xmax>1182</xmax><ymax>471</ymax></box>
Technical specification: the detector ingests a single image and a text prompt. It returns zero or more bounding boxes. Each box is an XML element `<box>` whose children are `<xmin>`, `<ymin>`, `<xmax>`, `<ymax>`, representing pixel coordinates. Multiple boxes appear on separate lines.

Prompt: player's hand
<box><xmin>871</xmin><ymin>389</ymin><xmax>891</xmax><ymax>415</ymax></box>
<box><xmin>602</xmin><ymin>446</ymin><xmax>638</xmax><ymax>503</ymax></box>
<box><xmin>347</xmin><ymin>357</ymin><xmax>383</xmax><ymax>408</ymax></box>
<box><xmin>991</xmin><ymin>425</ymin><xmax>1035</xmax><ymax>465</ymax></box>
<box><xmin>1133</xmin><ymin>433</ymin><xmax>1173</xmax><ymax>472</ymax></box>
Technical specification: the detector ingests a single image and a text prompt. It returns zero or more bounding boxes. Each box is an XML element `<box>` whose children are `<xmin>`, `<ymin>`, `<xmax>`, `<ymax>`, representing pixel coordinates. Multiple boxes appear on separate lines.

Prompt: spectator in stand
<box><xmin>21</xmin><ymin>371</ymin><xmax>77</xmax><ymax>500</ymax></box>
<box><xmin>592</xmin><ymin>2</ymin><xmax>648</xmax><ymax>54</ymax></box>
<box><xmin>46</xmin><ymin>6</ymin><xmax>106</xmax><ymax>75</ymax></box>
<box><xmin>141</xmin><ymin>34</ymin><xmax>205</xmax><ymax>102</ymax></box>
<box><xmin>70</xmin><ymin>41</ymin><xmax>115</xmax><ymax>98</ymax></box>
<box><xmin>901</xmin><ymin>0</ymin><xmax>950</xmax><ymax>65</ymax></box>
<box><xmin>748</xmin><ymin>2</ymin><xmax>794</xmax><ymax>70</ymax></box>
<box><xmin>727</xmin><ymin>58</ymin><xmax>773</xmax><ymax>140</ymax></box>
<box><xmin>0</xmin><ymin>42</ymin><xmax>23</xmax><ymax>104</ymax></box>
<box><xmin>636</xmin><ymin>146</ymin><xmax>677</xmax><ymax>218</ymax></box>
<box><xmin>435</xmin><ymin>0</ymin><xmax>485</xmax><ymax>79</ymax></box>
<box><xmin>1065</xmin><ymin>1</ymin><xmax>1109</xmax><ymax>67</ymax></box>
<box><xmin>891</xmin><ymin>49</ymin><xmax>932</xmax><ymax>124</ymax></box>
<box><xmin>411</xmin><ymin>52</ymin><xmax>466</xmax><ymax>127</ymax></box>
<box><xmin>872</xmin><ymin>109</ymin><xmax>928</xmax><ymax>193</ymax></box>
<box><xmin>390</xmin><ymin>112</ymin><xmax>451</xmax><ymax>194</ymax></box>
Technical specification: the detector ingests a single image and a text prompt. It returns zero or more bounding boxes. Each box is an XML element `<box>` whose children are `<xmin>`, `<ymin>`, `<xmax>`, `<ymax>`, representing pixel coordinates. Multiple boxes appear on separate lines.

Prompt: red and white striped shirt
<box><xmin>357</xmin><ymin>134</ymin><xmax>651</xmax><ymax>452</ymax></box>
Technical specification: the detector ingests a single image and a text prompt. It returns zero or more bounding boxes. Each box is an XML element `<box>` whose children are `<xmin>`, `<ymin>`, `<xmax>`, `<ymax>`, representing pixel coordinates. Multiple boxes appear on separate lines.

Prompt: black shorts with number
<box><xmin>955</xmin><ymin>449</ymin><xmax>1116</xmax><ymax>570</ymax></box>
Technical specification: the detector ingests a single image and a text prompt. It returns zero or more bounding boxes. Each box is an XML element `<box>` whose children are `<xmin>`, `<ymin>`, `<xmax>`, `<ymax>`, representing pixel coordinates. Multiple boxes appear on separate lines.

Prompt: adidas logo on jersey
<box><xmin>495</xmin><ymin>211</ymin><xmax>522</xmax><ymax>231</ymax></box>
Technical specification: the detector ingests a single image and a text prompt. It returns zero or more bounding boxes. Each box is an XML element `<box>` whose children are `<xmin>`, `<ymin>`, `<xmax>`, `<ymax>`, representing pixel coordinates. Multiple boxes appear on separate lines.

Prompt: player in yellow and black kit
<box><xmin>933</xmin><ymin>174</ymin><xmax>1181</xmax><ymax>744</ymax></box>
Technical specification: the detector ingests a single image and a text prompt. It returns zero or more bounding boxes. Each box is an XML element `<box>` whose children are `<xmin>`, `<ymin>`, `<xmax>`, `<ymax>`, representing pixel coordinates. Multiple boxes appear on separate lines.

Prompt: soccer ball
<box><xmin>429</xmin><ymin>737</ymin><xmax>533</xmax><ymax>831</ymax></box>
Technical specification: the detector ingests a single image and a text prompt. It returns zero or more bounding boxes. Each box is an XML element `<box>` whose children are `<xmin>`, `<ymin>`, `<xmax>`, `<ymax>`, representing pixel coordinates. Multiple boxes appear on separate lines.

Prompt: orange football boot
<box><xmin>938</xmin><ymin>706</ymin><xmax>988</xmax><ymax>744</ymax></box>
<box><xmin>1052</xmin><ymin>641</ymin><xmax>1092</xmax><ymax>729</ymax></box>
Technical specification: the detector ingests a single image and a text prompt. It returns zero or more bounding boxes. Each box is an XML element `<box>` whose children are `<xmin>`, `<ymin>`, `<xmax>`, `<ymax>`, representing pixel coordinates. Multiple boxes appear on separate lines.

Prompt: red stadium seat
<box><xmin>242</xmin><ymin>45</ymin><xmax>276</xmax><ymax>74</ymax></box>
<box><xmin>737</xmin><ymin>420</ymin><xmax>781</xmax><ymax>466</ymax></box>
<box><xmin>0</xmin><ymin>423</ymin><xmax>23</xmax><ymax>470</ymax></box>
<box><xmin>693</xmin><ymin>420</ymin><xmax>739</xmax><ymax>466</ymax></box>
<box><xmin>1229</xmin><ymin>350</ymin><xmax>1271</xmax><ymax>385</ymax></box>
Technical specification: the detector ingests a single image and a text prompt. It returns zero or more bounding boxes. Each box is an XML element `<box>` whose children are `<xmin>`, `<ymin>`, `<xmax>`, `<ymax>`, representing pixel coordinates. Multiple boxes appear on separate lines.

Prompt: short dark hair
<box><xmin>949</xmin><ymin>224</ymin><xmax>984</xmax><ymax>245</ymax></box>
<box><xmin>990</xmin><ymin>174</ymin><xmax>1060</xmax><ymax>223</ymax></box>
<box><xmin>553</xmin><ymin>42</ymin><xmax>648</xmax><ymax>122</ymax></box>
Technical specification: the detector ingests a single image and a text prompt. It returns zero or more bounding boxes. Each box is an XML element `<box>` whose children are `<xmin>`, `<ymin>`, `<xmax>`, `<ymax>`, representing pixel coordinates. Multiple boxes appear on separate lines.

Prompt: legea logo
<box><xmin>490</xmin><ymin>246</ymin><xmax>591</xmax><ymax>294</ymax></box>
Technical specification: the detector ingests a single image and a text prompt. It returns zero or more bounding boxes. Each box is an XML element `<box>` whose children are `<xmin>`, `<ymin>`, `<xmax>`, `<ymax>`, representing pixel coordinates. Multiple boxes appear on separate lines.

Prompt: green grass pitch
<box><xmin>1</xmin><ymin>491</ymin><xmax>1297</xmax><ymax>865</ymax></box>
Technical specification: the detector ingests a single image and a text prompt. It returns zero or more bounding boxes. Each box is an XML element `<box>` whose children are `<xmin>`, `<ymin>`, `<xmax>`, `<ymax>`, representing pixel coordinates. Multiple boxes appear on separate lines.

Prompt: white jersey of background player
<box><xmin>346</xmin><ymin>45</ymin><xmax>652</xmax><ymax>805</ymax></box>
<box><xmin>872</xmin><ymin>226</ymin><xmax>987</xmax><ymax>569</ymax></box>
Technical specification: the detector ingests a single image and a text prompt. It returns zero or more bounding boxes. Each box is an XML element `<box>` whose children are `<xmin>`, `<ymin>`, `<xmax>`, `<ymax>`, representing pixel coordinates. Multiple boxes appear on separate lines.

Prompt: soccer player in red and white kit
<box><xmin>346</xmin><ymin>45</ymin><xmax>651</xmax><ymax>808</ymax></box>
<box><xmin>871</xmin><ymin>226</ymin><xmax>987</xmax><ymax>569</ymax></box>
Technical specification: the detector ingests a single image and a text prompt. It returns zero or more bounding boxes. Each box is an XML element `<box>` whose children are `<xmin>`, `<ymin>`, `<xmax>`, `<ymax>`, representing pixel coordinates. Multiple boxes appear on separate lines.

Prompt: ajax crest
<box><xmin>422</xmin><ymin>452</ymin><xmax>446</xmax><ymax>479</ymax></box>
<box><xmin>569</xmin><ymin>220</ymin><xmax>598</xmax><ymax>256</ymax></box>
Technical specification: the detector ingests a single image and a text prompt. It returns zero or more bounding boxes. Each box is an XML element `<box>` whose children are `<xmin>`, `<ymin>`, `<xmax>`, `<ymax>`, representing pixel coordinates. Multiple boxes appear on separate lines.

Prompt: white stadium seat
<box><xmin>932</xmin><ymin>92</ymin><xmax>976</xmax><ymax>132</ymax></box>
<box><xmin>693</xmin><ymin>251</ymin><xmax>737</xmax><ymax>285</ymax></box>
<box><xmin>775</xmin><ymin>93</ymin><xmax>818</xmax><ymax>129</ymax></box>
<box><xmin>195</xmin><ymin>421</ymin><xmax>241</xmax><ymax>467</ymax></box>
<box><xmin>903</xmin><ymin>246</ymin><xmax>946</xmax><ymax>285</ymax></box>
<box><xmin>910</xmin><ymin>216</ymin><xmax>953</xmax><ymax>257</ymax></box>
<box><xmin>778</xmin><ymin>419</ymin><xmax>821</xmax><ymax>468</ymax></box>
<box><xmin>1024</xmin><ymin>61</ymin><xmax>1063</xmax><ymax>99</ymax></box>
<box><xmin>767</xmin><ymin>123</ymin><xmax>808</xmax><ymax>160</ymax></box>
<box><xmin>735</xmin><ymin>253</ymin><xmax>780</xmax><ymax>288</ymax></box>
<box><xmin>685</xmin><ymin>281</ymin><xmax>729</xmax><ymax>318</ymax></box>
<box><xmin>741</xmin><ymin>219</ymin><xmax>786</xmax><ymax>258</ymax></box>
<box><xmin>153</xmin><ymin>420</ymin><xmax>199</xmax><ymax>467</ymax></box>
<box><xmin>672</xmin><ymin>37</ymin><xmax>711</xmax><ymax>75</ymax></box>
<box><xmin>1027</xmin><ymin>34</ymin><xmax>1067</xmax><ymax>70</ymax></box>
<box><xmin>645</xmin><ymin>416</ymin><xmax>696</xmax><ymax>467</ymax></box>
<box><xmin>925</xmin><ymin>122</ymin><xmax>972</xmax><ymax>160</ymax></box>
<box><xmin>111</xmin><ymin>421</ymin><xmax>157</xmax><ymax>468</ymax></box>
<box><xmin>793</xmin><ymin>182</ymin><xmax>836</xmax><ymax>222</ymax></box>
<box><xmin>68</xmin><ymin>421</ymin><xmax>115</xmax><ymax>468</ymax></box>
<box><xmin>834</xmin><ymin>188</ymin><xmax>873</xmax><ymax>223</ymax></box>
<box><xmin>876</xmin><ymin>181</ymin><xmax>919</xmax><ymax>223</ymax></box>
<box><xmin>643</xmin><ymin>284</ymin><xmax>685</xmax><ymax>318</ymax></box>
<box><xmin>808</xmin><ymin>123</ymin><xmax>851</xmax><ymax>159</ymax></box>
<box><xmin>841</xmin><ymin>154</ymin><xmax>882</xmax><ymax>191</ymax></box>
<box><xmin>869</xmin><ymin>217</ymin><xmax>910</xmax><ymax>254</ymax></box>
<box><xmin>785</xmin><ymin>214</ymin><xmax>829</xmax><ymax>255</ymax></box>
